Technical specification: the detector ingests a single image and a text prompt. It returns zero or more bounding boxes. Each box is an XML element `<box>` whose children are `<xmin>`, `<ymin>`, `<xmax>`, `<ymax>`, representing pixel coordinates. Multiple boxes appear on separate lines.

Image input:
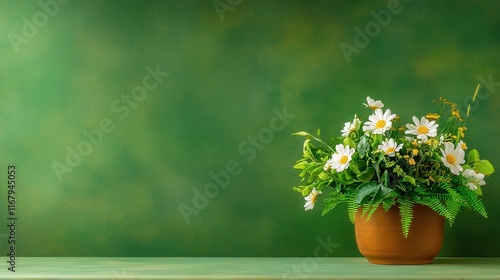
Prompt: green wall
<box><xmin>1</xmin><ymin>0</ymin><xmax>499</xmax><ymax>257</ymax></box>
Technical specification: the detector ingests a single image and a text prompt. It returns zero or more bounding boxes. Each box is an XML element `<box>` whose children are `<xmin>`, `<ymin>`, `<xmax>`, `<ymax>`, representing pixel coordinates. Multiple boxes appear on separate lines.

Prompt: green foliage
<box><xmin>460</xmin><ymin>186</ymin><xmax>488</xmax><ymax>218</ymax></box>
<box><xmin>292</xmin><ymin>94</ymin><xmax>495</xmax><ymax>237</ymax></box>
<box><xmin>322</xmin><ymin>192</ymin><xmax>350</xmax><ymax>216</ymax></box>
<box><xmin>399</xmin><ymin>199</ymin><xmax>414</xmax><ymax>238</ymax></box>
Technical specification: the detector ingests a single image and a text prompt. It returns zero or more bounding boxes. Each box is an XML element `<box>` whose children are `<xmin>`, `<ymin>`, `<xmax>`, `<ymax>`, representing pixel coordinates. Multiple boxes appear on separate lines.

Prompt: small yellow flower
<box><xmin>458</xmin><ymin>127</ymin><xmax>467</xmax><ymax>138</ymax></box>
<box><xmin>411</xmin><ymin>141</ymin><xmax>418</xmax><ymax>147</ymax></box>
<box><xmin>425</xmin><ymin>113</ymin><xmax>440</xmax><ymax>121</ymax></box>
<box><xmin>403</xmin><ymin>155</ymin><xmax>410</xmax><ymax>159</ymax></box>
<box><xmin>452</xmin><ymin>108</ymin><xmax>462</xmax><ymax>121</ymax></box>
<box><xmin>439</xmin><ymin>97</ymin><xmax>454</xmax><ymax>105</ymax></box>
<box><xmin>408</xmin><ymin>158</ymin><xmax>416</xmax><ymax>166</ymax></box>
<box><xmin>412</xmin><ymin>149</ymin><xmax>419</xmax><ymax>156</ymax></box>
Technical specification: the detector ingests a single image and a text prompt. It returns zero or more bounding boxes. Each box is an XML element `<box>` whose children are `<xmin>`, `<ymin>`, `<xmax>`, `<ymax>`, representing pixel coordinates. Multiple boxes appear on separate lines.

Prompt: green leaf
<box><xmin>372</xmin><ymin>134</ymin><xmax>383</xmax><ymax>148</ymax></box>
<box><xmin>475</xmin><ymin>186</ymin><xmax>483</xmax><ymax>196</ymax></box>
<box><xmin>475</xmin><ymin>159</ymin><xmax>494</xmax><ymax>175</ymax></box>
<box><xmin>338</xmin><ymin>172</ymin><xmax>355</xmax><ymax>185</ymax></box>
<box><xmin>293</xmin><ymin>131</ymin><xmax>312</xmax><ymax>137</ymax></box>
<box><xmin>343</xmin><ymin>170</ymin><xmax>354</xmax><ymax>180</ymax></box>
<box><xmin>293</xmin><ymin>161</ymin><xmax>308</xmax><ymax>170</ymax></box>
<box><xmin>357</xmin><ymin>167</ymin><xmax>375</xmax><ymax>182</ymax></box>
<box><xmin>462</xmin><ymin>164</ymin><xmax>472</xmax><ymax>171</ymax></box>
<box><xmin>403</xmin><ymin>175</ymin><xmax>416</xmax><ymax>185</ymax></box>
<box><xmin>343</xmin><ymin>137</ymin><xmax>356</xmax><ymax>149</ymax></box>
<box><xmin>357</xmin><ymin>160</ymin><xmax>367</xmax><ymax>170</ymax></box>
<box><xmin>301</xmin><ymin>186</ymin><xmax>312</xmax><ymax>196</ymax></box>
<box><xmin>468</xmin><ymin>149</ymin><xmax>480</xmax><ymax>162</ymax></box>
<box><xmin>357</xmin><ymin>136</ymin><xmax>369</xmax><ymax>157</ymax></box>
<box><xmin>318</xmin><ymin>172</ymin><xmax>329</xmax><ymax>180</ymax></box>
<box><xmin>303</xmin><ymin>138</ymin><xmax>311</xmax><ymax>152</ymax></box>
<box><xmin>376</xmin><ymin>185</ymin><xmax>392</xmax><ymax>199</ymax></box>
<box><xmin>381</xmin><ymin>170</ymin><xmax>389</xmax><ymax>187</ymax></box>
<box><xmin>293</xmin><ymin>186</ymin><xmax>305</xmax><ymax>193</ymax></box>
<box><xmin>355</xmin><ymin>182</ymin><xmax>380</xmax><ymax>204</ymax></box>
<box><xmin>349</xmin><ymin>163</ymin><xmax>361</xmax><ymax>175</ymax></box>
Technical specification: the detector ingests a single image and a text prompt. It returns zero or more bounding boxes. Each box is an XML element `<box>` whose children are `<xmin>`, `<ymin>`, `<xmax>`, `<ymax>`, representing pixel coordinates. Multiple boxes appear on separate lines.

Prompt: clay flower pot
<box><xmin>354</xmin><ymin>204</ymin><xmax>445</xmax><ymax>265</ymax></box>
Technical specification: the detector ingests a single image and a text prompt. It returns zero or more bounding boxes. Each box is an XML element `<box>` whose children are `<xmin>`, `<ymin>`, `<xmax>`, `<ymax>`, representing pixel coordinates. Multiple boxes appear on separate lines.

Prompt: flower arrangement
<box><xmin>293</xmin><ymin>86</ymin><xmax>494</xmax><ymax>237</ymax></box>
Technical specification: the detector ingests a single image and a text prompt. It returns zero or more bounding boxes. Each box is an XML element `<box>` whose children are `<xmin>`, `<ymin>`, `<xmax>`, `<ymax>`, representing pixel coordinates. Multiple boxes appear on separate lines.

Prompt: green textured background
<box><xmin>1</xmin><ymin>0</ymin><xmax>499</xmax><ymax>257</ymax></box>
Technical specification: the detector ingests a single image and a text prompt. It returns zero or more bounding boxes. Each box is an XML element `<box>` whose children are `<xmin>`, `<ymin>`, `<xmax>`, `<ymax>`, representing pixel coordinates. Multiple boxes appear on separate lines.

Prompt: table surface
<box><xmin>1</xmin><ymin>257</ymin><xmax>500</xmax><ymax>279</ymax></box>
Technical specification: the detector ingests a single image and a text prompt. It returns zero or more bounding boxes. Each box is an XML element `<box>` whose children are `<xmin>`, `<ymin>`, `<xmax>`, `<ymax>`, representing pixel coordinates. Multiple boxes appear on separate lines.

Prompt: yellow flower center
<box><xmin>446</xmin><ymin>154</ymin><xmax>456</xmax><ymax>164</ymax></box>
<box><xmin>312</xmin><ymin>195</ymin><xmax>317</xmax><ymax>204</ymax></box>
<box><xmin>418</xmin><ymin>126</ymin><xmax>429</xmax><ymax>135</ymax></box>
<box><xmin>375</xmin><ymin>120</ymin><xmax>386</xmax><ymax>129</ymax></box>
<box><xmin>339</xmin><ymin>155</ymin><xmax>348</xmax><ymax>165</ymax></box>
<box><xmin>386</xmin><ymin>147</ymin><xmax>395</xmax><ymax>154</ymax></box>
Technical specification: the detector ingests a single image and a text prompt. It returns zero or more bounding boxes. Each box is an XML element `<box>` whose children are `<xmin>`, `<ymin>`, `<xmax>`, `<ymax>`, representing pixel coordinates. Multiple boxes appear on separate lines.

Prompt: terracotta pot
<box><xmin>354</xmin><ymin>203</ymin><xmax>445</xmax><ymax>265</ymax></box>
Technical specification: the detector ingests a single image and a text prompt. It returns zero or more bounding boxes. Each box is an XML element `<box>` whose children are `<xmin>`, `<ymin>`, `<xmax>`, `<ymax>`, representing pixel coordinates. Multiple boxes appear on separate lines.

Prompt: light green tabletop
<box><xmin>1</xmin><ymin>257</ymin><xmax>500</xmax><ymax>279</ymax></box>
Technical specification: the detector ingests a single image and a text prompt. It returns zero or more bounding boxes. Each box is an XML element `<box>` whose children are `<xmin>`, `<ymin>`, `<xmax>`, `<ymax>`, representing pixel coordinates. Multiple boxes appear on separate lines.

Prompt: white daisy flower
<box><xmin>362</xmin><ymin>109</ymin><xmax>396</xmax><ymax>135</ymax></box>
<box><xmin>458</xmin><ymin>140</ymin><xmax>467</xmax><ymax>150</ymax></box>
<box><xmin>364</xmin><ymin>96</ymin><xmax>384</xmax><ymax>110</ymax></box>
<box><xmin>405</xmin><ymin>116</ymin><xmax>439</xmax><ymax>141</ymax></box>
<box><xmin>304</xmin><ymin>188</ymin><xmax>321</xmax><ymax>211</ymax></box>
<box><xmin>323</xmin><ymin>158</ymin><xmax>334</xmax><ymax>171</ymax></box>
<box><xmin>327</xmin><ymin>144</ymin><xmax>355</xmax><ymax>173</ymax></box>
<box><xmin>341</xmin><ymin>115</ymin><xmax>361</xmax><ymax>137</ymax></box>
<box><xmin>462</xmin><ymin>169</ymin><xmax>486</xmax><ymax>191</ymax></box>
<box><xmin>378</xmin><ymin>138</ymin><xmax>403</xmax><ymax>157</ymax></box>
<box><xmin>440</xmin><ymin>142</ymin><xmax>465</xmax><ymax>175</ymax></box>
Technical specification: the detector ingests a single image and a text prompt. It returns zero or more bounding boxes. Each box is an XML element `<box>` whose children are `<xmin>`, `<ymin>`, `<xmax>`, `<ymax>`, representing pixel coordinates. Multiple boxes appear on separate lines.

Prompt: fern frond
<box><xmin>427</xmin><ymin>192</ymin><xmax>451</xmax><ymax>201</ymax></box>
<box><xmin>382</xmin><ymin>192</ymin><xmax>397</xmax><ymax>212</ymax></box>
<box><xmin>347</xmin><ymin>195</ymin><xmax>358</xmax><ymax>223</ymax></box>
<box><xmin>322</xmin><ymin>193</ymin><xmax>348</xmax><ymax>216</ymax></box>
<box><xmin>460</xmin><ymin>186</ymin><xmax>488</xmax><ymax>218</ymax></box>
<box><xmin>445</xmin><ymin>199</ymin><xmax>461</xmax><ymax>226</ymax></box>
<box><xmin>399</xmin><ymin>198</ymin><xmax>414</xmax><ymax>238</ymax></box>
<box><xmin>365</xmin><ymin>201</ymin><xmax>382</xmax><ymax>221</ymax></box>
<box><xmin>444</xmin><ymin>185</ymin><xmax>466</xmax><ymax>205</ymax></box>
<box><xmin>416</xmin><ymin>197</ymin><xmax>450</xmax><ymax>220</ymax></box>
<box><xmin>361</xmin><ymin>204</ymin><xmax>371</xmax><ymax>217</ymax></box>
